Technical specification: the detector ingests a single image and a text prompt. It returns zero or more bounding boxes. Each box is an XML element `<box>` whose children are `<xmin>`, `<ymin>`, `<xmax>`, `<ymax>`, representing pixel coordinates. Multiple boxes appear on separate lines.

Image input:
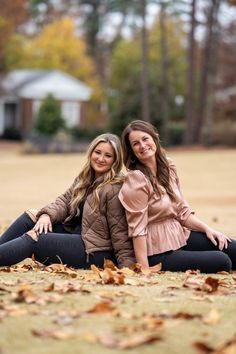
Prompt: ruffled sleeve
<box><xmin>119</xmin><ymin>170</ymin><xmax>149</xmax><ymax>238</ymax></box>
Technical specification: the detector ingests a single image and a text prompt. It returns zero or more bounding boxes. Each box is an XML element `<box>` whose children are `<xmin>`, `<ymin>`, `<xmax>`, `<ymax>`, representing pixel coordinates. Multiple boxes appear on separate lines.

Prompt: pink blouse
<box><xmin>119</xmin><ymin>160</ymin><xmax>194</xmax><ymax>256</ymax></box>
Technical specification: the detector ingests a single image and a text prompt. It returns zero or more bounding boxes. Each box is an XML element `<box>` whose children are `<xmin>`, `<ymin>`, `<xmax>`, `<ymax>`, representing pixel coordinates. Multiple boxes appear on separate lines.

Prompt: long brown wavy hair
<box><xmin>70</xmin><ymin>133</ymin><xmax>123</xmax><ymax>215</ymax></box>
<box><xmin>121</xmin><ymin>120</ymin><xmax>176</xmax><ymax>201</ymax></box>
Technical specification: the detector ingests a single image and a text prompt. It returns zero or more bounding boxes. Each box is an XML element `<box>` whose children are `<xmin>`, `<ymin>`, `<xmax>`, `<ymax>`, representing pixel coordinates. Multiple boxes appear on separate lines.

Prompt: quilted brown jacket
<box><xmin>37</xmin><ymin>176</ymin><xmax>135</xmax><ymax>268</ymax></box>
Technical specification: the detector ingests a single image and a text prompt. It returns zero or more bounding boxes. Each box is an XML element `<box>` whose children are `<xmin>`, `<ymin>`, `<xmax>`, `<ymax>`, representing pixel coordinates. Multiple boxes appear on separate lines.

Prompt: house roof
<box><xmin>1</xmin><ymin>69</ymin><xmax>92</xmax><ymax>101</ymax></box>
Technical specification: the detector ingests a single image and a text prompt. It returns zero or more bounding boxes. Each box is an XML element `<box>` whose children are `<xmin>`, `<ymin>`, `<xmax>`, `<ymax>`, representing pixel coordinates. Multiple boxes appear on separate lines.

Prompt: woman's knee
<box><xmin>25</xmin><ymin>229</ymin><xmax>39</xmax><ymax>242</ymax></box>
<box><xmin>216</xmin><ymin>252</ymin><xmax>232</xmax><ymax>272</ymax></box>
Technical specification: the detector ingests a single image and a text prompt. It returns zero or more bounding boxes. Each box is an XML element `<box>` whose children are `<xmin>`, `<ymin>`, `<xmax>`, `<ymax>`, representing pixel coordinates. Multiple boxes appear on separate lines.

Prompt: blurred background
<box><xmin>0</xmin><ymin>0</ymin><xmax>236</xmax><ymax>150</ymax></box>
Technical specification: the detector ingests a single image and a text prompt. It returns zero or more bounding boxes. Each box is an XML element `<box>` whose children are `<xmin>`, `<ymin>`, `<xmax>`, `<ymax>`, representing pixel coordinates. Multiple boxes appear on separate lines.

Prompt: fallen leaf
<box><xmin>103</xmin><ymin>259</ymin><xmax>118</xmax><ymax>270</ymax></box>
<box><xmin>85</xmin><ymin>332</ymin><xmax>161</xmax><ymax>349</ymax></box>
<box><xmin>43</xmin><ymin>264</ymin><xmax>77</xmax><ymax>278</ymax></box>
<box><xmin>193</xmin><ymin>341</ymin><xmax>213</xmax><ymax>353</ymax></box>
<box><xmin>13</xmin><ymin>285</ymin><xmax>38</xmax><ymax>304</ymax></box>
<box><xmin>87</xmin><ymin>301</ymin><xmax>116</xmax><ymax>315</ymax></box>
<box><xmin>203</xmin><ymin>277</ymin><xmax>220</xmax><ymax>293</ymax></box>
<box><xmin>32</xmin><ymin>328</ymin><xmax>76</xmax><ymax>340</ymax></box>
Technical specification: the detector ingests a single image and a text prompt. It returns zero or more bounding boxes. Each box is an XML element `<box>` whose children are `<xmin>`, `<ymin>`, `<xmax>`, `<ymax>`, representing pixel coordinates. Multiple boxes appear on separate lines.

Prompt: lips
<box><xmin>95</xmin><ymin>162</ymin><xmax>106</xmax><ymax>167</ymax></box>
<box><xmin>141</xmin><ymin>148</ymin><xmax>151</xmax><ymax>154</ymax></box>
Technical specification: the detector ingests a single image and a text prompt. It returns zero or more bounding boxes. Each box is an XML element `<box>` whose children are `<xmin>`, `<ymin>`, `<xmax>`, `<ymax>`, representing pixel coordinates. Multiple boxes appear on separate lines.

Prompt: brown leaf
<box><xmin>43</xmin><ymin>264</ymin><xmax>77</xmax><ymax>278</ymax></box>
<box><xmin>95</xmin><ymin>333</ymin><xmax>161</xmax><ymax>349</ymax></box>
<box><xmin>91</xmin><ymin>264</ymin><xmax>102</xmax><ymax>277</ymax></box>
<box><xmin>204</xmin><ymin>277</ymin><xmax>220</xmax><ymax>293</ymax></box>
<box><xmin>193</xmin><ymin>341</ymin><xmax>213</xmax><ymax>353</ymax></box>
<box><xmin>172</xmin><ymin>312</ymin><xmax>202</xmax><ymax>320</ymax></box>
<box><xmin>13</xmin><ymin>285</ymin><xmax>38</xmax><ymax>304</ymax></box>
<box><xmin>104</xmin><ymin>269</ymin><xmax>125</xmax><ymax>285</ymax></box>
<box><xmin>87</xmin><ymin>301</ymin><xmax>116</xmax><ymax>315</ymax></box>
<box><xmin>101</xmin><ymin>268</ymin><xmax>116</xmax><ymax>284</ymax></box>
<box><xmin>103</xmin><ymin>259</ymin><xmax>118</xmax><ymax>270</ymax></box>
<box><xmin>32</xmin><ymin>328</ymin><xmax>76</xmax><ymax>340</ymax></box>
<box><xmin>44</xmin><ymin>283</ymin><xmax>55</xmax><ymax>292</ymax></box>
<box><xmin>130</xmin><ymin>263</ymin><xmax>143</xmax><ymax>273</ymax></box>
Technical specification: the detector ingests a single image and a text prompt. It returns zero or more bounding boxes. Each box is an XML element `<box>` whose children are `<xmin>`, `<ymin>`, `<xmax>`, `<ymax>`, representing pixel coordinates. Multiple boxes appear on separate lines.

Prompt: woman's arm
<box><xmin>133</xmin><ymin>236</ymin><xmax>149</xmax><ymax>268</ymax></box>
<box><xmin>119</xmin><ymin>170</ymin><xmax>150</xmax><ymax>268</ymax></box>
<box><xmin>184</xmin><ymin>214</ymin><xmax>231</xmax><ymax>250</ymax></box>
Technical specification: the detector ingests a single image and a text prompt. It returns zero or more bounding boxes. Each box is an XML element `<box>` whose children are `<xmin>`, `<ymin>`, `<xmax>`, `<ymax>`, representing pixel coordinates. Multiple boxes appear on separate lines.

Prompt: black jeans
<box><xmin>0</xmin><ymin>212</ymin><xmax>117</xmax><ymax>268</ymax></box>
<box><xmin>148</xmin><ymin>231</ymin><xmax>236</xmax><ymax>273</ymax></box>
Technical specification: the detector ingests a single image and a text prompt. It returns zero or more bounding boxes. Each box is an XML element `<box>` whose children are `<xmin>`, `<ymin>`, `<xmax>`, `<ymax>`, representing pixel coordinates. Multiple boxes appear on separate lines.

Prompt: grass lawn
<box><xmin>0</xmin><ymin>143</ymin><xmax>236</xmax><ymax>354</ymax></box>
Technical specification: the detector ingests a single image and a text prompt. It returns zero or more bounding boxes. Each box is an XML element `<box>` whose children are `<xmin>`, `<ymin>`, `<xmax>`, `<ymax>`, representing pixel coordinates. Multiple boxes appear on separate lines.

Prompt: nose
<box><xmin>139</xmin><ymin>141</ymin><xmax>146</xmax><ymax>149</ymax></box>
<box><xmin>97</xmin><ymin>154</ymin><xmax>105</xmax><ymax>162</ymax></box>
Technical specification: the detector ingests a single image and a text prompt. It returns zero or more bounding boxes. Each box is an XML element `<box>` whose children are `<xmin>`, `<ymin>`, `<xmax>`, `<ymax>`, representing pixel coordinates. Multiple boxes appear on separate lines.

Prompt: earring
<box><xmin>130</xmin><ymin>155</ymin><xmax>136</xmax><ymax>164</ymax></box>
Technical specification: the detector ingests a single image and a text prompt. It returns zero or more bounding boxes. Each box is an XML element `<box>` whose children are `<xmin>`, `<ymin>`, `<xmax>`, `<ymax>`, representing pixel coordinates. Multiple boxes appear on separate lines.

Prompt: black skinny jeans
<box><xmin>148</xmin><ymin>231</ymin><xmax>236</xmax><ymax>273</ymax></box>
<box><xmin>0</xmin><ymin>212</ymin><xmax>117</xmax><ymax>268</ymax></box>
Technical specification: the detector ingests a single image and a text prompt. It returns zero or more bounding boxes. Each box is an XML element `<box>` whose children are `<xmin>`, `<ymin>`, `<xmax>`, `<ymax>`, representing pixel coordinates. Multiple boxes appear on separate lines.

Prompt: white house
<box><xmin>0</xmin><ymin>69</ymin><xmax>92</xmax><ymax>136</ymax></box>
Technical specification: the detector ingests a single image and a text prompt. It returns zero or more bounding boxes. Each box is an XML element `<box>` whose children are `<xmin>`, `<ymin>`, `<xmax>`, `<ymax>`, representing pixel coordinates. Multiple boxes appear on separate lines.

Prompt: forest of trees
<box><xmin>0</xmin><ymin>0</ymin><xmax>236</xmax><ymax>145</ymax></box>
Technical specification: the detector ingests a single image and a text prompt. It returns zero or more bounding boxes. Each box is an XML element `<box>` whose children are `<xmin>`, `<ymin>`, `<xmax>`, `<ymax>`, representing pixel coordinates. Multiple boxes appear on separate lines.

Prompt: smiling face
<box><xmin>90</xmin><ymin>141</ymin><xmax>115</xmax><ymax>178</ymax></box>
<box><xmin>128</xmin><ymin>130</ymin><xmax>157</xmax><ymax>166</ymax></box>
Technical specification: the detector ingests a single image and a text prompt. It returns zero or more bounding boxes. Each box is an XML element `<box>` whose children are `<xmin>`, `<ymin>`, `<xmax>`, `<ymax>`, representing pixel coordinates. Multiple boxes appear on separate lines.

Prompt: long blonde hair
<box><xmin>70</xmin><ymin>133</ymin><xmax>123</xmax><ymax>215</ymax></box>
<box><xmin>121</xmin><ymin>120</ymin><xmax>176</xmax><ymax>201</ymax></box>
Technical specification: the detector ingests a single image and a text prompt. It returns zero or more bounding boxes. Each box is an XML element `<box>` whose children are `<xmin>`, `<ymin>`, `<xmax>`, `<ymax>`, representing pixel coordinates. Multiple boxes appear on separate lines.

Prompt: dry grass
<box><xmin>0</xmin><ymin>143</ymin><xmax>236</xmax><ymax>354</ymax></box>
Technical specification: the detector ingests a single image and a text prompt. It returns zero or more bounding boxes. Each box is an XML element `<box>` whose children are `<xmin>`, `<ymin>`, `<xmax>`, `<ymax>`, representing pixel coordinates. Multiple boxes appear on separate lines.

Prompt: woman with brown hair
<box><xmin>0</xmin><ymin>133</ymin><xmax>135</xmax><ymax>269</ymax></box>
<box><xmin>119</xmin><ymin>120</ymin><xmax>236</xmax><ymax>273</ymax></box>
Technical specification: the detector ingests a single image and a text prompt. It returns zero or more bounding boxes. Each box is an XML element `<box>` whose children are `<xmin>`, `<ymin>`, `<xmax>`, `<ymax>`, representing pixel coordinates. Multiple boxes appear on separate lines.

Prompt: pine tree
<box><xmin>35</xmin><ymin>94</ymin><xmax>65</xmax><ymax>136</ymax></box>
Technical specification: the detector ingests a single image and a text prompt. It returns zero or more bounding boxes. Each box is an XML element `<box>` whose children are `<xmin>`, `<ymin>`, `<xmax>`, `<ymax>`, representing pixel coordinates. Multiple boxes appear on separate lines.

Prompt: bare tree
<box><xmin>184</xmin><ymin>0</ymin><xmax>197</xmax><ymax>144</ymax></box>
<box><xmin>193</xmin><ymin>0</ymin><xmax>221</xmax><ymax>143</ymax></box>
<box><xmin>159</xmin><ymin>1</ymin><xmax>170</xmax><ymax>144</ymax></box>
<box><xmin>140</xmin><ymin>0</ymin><xmax>151</xmax><ymax>122</ymax></box>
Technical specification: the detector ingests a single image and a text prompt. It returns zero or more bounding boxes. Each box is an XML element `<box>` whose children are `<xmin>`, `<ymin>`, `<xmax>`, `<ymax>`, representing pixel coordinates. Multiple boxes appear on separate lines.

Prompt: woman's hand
<box><xmin>205</xmin><ymin>228</ymin><xmax>231</xmax><ymax>250</ymax></box>
<box><xmin>33</xmin><ymin>214</ymin><xmax>52</xmax><ymax>234</ymax></box>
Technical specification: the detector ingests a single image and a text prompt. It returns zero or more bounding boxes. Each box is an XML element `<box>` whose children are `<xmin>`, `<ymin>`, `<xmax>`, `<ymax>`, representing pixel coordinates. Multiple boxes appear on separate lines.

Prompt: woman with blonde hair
<box><xmin>0</xmin><ymin>133</ymin><xmax>135</xmax><ymax>268</ymax></box>
<box><xmin>119</xmin><ymin>120</ymin><xmax>236</xmax><ymax>273</ymax></box>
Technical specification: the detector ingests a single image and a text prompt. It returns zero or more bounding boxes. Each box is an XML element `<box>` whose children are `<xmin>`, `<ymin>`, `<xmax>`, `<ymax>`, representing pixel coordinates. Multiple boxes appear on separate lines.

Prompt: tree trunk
<box><xmin>204</xmin><ymin>19</ymin><xmax>221</xmax><ymax>146</ymax></box>
<box><xmin>159</xmin><ymin>3</ymin><xmax>170</xmax><ymax>145</ymax></box>
<box><xmin>193</xmin><ymin>0</ymin><xmax>221</xmax><ymax>143</ymax></box>
<box><xmin>140</xmin><ymin>0</ymin><xmax>150</xmax><ymax>122</ymax></box>
<box><xmin>184</xmin><ymin>0</ymin><xmax>197</xmax><ymax>145</ymax></box>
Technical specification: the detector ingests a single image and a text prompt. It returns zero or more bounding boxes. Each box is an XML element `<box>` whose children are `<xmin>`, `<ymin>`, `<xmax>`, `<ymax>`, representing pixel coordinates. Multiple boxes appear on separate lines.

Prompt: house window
<box><xmin>61</xmin><ymin>102</ymin><xmax>80</xmax><ymax>128</ymax></box>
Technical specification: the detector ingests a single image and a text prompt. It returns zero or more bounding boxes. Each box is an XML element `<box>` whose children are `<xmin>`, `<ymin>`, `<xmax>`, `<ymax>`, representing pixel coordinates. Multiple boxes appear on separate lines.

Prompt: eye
<box><xmin>94</xmin><ymin>150</ymin><xmax>101</xmax><ymax>154</ymax></box>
